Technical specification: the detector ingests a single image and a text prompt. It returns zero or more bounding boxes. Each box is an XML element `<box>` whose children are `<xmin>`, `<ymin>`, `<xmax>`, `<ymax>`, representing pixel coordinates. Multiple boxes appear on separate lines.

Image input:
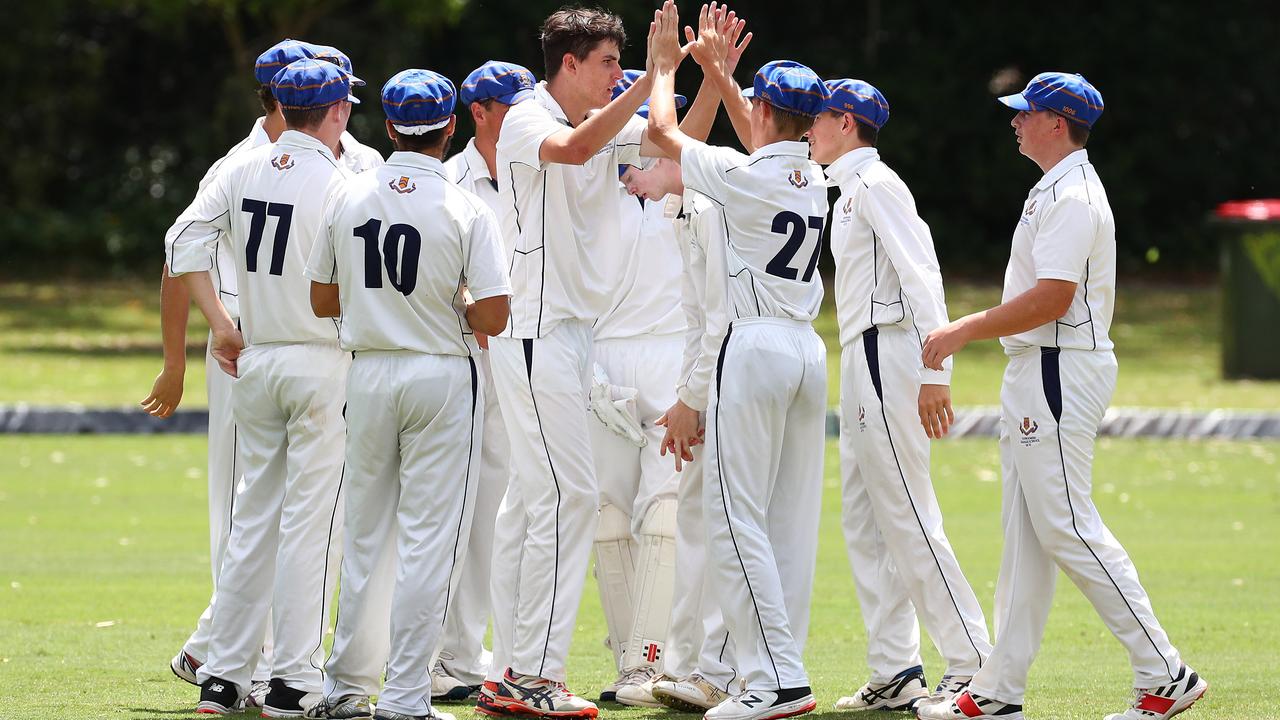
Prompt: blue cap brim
<box><xmin>998</xmin><ymin>93</ymin><xmax>1032</xmax><ymax>111</ymax></box>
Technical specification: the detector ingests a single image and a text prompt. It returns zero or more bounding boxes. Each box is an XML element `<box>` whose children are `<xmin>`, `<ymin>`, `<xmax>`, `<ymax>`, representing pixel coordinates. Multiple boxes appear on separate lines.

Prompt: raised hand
<box><xmin>647</xmin><ymin>0</ymin><xmax>687</xmax><ymax>73</ymax></box>
<box><xmin>723</xmin><ymin>8</ymin><xmax>753</xmax><ymax>74</ymax></box>
<box><xmin>683</xmin><ymin>2</ymin><xmax>720</xmax><ymax>69</ymax></box>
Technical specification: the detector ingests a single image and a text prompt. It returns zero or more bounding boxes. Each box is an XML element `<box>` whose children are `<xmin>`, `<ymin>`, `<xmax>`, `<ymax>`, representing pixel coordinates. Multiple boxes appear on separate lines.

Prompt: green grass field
<box><xmin>3</xmin><ymin>281</ymin><xmax>1280</xmax><ymax>410</ymax></box>
<box><xmin>1</xmin><ymin>435</ymin><xmax>1276</xmax><ymax>719</ymax></box>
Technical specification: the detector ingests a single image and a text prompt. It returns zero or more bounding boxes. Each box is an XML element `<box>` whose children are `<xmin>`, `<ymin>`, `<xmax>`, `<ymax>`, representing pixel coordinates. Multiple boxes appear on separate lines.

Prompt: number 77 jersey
<box><xmin>304</xmin><ymin>151</ymin><xmax>511</xmax><ymax>357</ymax></box>
<box><xmin>167</xmin><ymin>130</ymin><xmax>351</xmax><ymax>346</ymax></box>
<box><xmin>678</xmin><ymin>139</ymin><xmax>829</xmax><ymax>323</ymax></box>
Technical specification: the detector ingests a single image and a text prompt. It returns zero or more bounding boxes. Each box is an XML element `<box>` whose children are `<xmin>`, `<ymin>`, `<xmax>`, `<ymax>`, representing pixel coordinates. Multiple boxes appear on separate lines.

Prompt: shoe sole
<box><xmin>833</xmin><ymin>692</ymin><xmax>928</xmax><ymax>712</ymax></box>
<box><xmin>652</xmin><ymin>689</ymin><xmax>717</xmax><ymax>713</ymax></box>
<box><xmin>708</xmin><ymin>697</ymin><xmax>817</xmax><ymax>720</ymax></box>
<box><xmin>616</xmin><ymin>695</ymin><xmax>665</xmax><ymax>709</ymax></box>
<box><xmin>478</xmin><ymin>697</ymin><xmax>598</xmax><ymax>719</ymax></box>
<box><xmin>433</xmin><ymin>685</ymin><xmax>480</xmax><ymax>702</ymax></box>
<box><xmin>195</xmin><ymin>702</ymin><xmax>234</xmax><ymax>715</ymax></box>
<box><xmin>262</xmin><ymin>708</ymin><xmax>307</xmax><ymax>718</ymax></box>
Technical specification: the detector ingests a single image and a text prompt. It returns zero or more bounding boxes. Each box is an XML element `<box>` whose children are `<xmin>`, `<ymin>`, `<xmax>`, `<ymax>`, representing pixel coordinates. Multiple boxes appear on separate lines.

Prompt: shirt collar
<box><xmin>339</xmin><ymin>131</ymin><xmax>362</xmax><ymax>155</ymax></box>
<box><xmin>460</xmin><ymin>138</ymin><xmax>493</xmax><ymax>183</ymax></box>
<box><xmin>748</xmin><ymin>140</ymin><xmax>811</xmax><ymax>161</ymax></box>
<box><xmin>823</xmin><ymin>146</ymin><xmax>879</xmax><ymax>189</ymax></box>
<box><xmin>535</xmin><ymin>81</ymin><xmax>571</xmax><ymax>125</ymax></box>
<box><xmin>1034</xmin><ymin>148</ymin><xmax>1090</xmax><ymax>191</ymax></box>
<box><xmin>384</xmin><ymin>151</ymin><xmax>447</xmax><ymax>175</ymax></box>
<box><xmin>277</xmin><ymin>129</ymin><xmax>336</xmax><ymax>158</ymax></box>
<box><xmin>250</xmin><ymin>116</ymin><xmax>270</xmax><ymax>145</ymax></box>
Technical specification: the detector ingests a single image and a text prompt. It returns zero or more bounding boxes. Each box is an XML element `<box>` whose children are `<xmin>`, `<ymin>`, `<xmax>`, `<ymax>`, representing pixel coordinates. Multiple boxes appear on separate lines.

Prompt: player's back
<box><xmin>682</xmin><ymin>140</ymin><xmax>828</xmax><ymax>324</ymax></box>
<box><xmin>319</xmin><ymin>153</ymin><xmax>507</xmax><ymax>357</ymax></box>
<box><xmin>220</xmin><ymin>130</ymin><xmax>348</xmax><ymax>347</ymax></box>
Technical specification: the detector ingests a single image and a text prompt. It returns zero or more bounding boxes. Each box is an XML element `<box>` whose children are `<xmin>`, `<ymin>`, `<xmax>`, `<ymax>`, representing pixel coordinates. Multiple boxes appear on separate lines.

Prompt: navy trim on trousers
<box><xmin>1039</xmin><ymin>346</ymin><xmax>1173</xmax><ymax>679</ymax></box>
<box><xmin>863</xmin><ymin>326</ymin><xmax>985</xmax><ymax>669</ymax></box>
<box><xmin>523</xmin><ymin>337</ymin><xmax>562</xmax><ymax>677</ymax></box>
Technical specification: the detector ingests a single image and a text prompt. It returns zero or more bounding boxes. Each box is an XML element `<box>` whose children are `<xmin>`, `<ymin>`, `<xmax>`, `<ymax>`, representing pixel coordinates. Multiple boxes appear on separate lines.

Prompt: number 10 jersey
<box><xmin>305</xmin><ymin>151</ymin><xmax>511</xmax><ymax>357</ymax></box>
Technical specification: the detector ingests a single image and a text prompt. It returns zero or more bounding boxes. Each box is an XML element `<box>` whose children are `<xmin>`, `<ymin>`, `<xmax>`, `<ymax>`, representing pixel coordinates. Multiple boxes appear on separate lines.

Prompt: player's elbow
<box><xmin>1034</xmin><ymin>279</ymin><xmax>1077</xmax><ymax>321</ymax></box>
<box><xmin>310</xmin><ymin>282</ymin><xmax>341</xmax><ymax>318</ymax></box>
<box><xmin>467</xmin><ymin>294</ymin><xmax>510</xmax><ymax>336</ymax></box>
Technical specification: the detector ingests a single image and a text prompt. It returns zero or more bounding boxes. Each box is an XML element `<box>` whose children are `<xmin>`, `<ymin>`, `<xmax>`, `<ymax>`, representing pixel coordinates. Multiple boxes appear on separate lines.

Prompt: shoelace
<box><xmin>618</xmin><ymin>666</ymin><xmax>655</xmax><ymax>685</ymax></box>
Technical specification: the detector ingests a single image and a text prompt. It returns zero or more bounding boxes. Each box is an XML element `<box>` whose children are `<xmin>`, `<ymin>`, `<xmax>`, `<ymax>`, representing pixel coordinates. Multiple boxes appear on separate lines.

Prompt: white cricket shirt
<box><xmin>673</xmin><ymin>190</ymin><xmax>725</xmax><ymax>411</ymax></box>
<box><xmin>305</xmin><ymin>151</ymin><xmax>511</xmax><ymax>357</ymax></box>
<box><xmin>826</xmin><ymin>147</ymin><xmax>952</xmax><ymax>384</ymax></box>
<box><xmin>167</xmin><ymin>130</ymin><xmax>350</xmax><ymax>347</ymax></box>
<box><xmin>338</xmin><ymin>131</ymin><xmax>385</xmax><ymax>174</ymax></box>
<box><xmin>679</xmin><ymin>140</ymin><xmax>828</xmax><ymax>324</ymax></box>
<box><xmin>495</xmin><ymin>81</ymin><xmax>647</xmax><ymax>338</ymax></box>
<box><xmin>593</xmin><ymin>186</ymin><xmax>686</xmax><ymax>341</ymax></box>
<box><xmin>1001</xmin><ymin>149</ymin><xmax>1115</xmax><ymax>354</ymax></box>
<box><xmin>445</xmin><ymin>138</ymin><xmax>501</xmax><ymax>216</ymax></box>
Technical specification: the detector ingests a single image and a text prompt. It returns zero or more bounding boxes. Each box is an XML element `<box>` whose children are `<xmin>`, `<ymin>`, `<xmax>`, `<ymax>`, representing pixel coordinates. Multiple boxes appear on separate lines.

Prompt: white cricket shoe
<box><xmin>833</xmin><ymin>665</ymin><xmax>928</xmax><ymax>711</ymax></box>
<box><xmin>304</xmin><ymin>694</ymin><xmax>374</xmax><ymax>719</ymax></box>
<box><xmin>925</xmin><ymin>675</ymin><xmax>973</xmax><ymax>706</ymax></box>
<box><xmin>1104</xmin><ymin>666</ymin><xmax>1207</xmax><ymax>720</ymax></box>
<box><xmin>170</xmin><ymin>649</ymin><xmax>202</xmax><ymax>685</ymax></box>
<box><xmin>431</xmin><ymin>660</ymin><xmax>479</xmax><ymax>701</ymax></box>
<box><xmin>615</xmin><ymin>667</ymin><xmax>664</xmax><ymax>708</ymax></box>
<box><xmin>705</xmin><ymin>687</ymin><xmax>816</xmax><ymax>720</ymax></box>
<box><xmin>245</xmin><ymin>680</ymin><xmax>271</xmax><ymax>709</ymax></box>
<box><xmin>374</xmin><ymin>708</ymin><xmax>455</xmax><ymax>720</ymax></box>
<box><xmin>653</xmin><ymin>673</ymin><xmax>730</xmax><ymax>712</ymax></box>
<box><xmin>915</xmin><ymin>690</ymin><xmax>1023</xmax><ymax>720</ymax></box>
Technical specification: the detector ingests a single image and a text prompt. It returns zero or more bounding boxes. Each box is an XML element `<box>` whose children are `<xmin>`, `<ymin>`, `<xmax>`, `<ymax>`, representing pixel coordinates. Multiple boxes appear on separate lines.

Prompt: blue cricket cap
<box><xmin>254</xmin><ymin>39</ymin><xmax>317</xmax><ymax>85</ymax></box>
<box><xmin>270</xmin><ymin>58</ymin><xmax>361</xmax><ymax>110</ymax></box>
<box><xmin>311</xmin><ymin>45</ymin><xmax>365</xmax><ymax>86</ymax></box>
<box><xmin>383</xmin><ymin>69</ymin><xmax>457</xmax><ymax>134</ymax></box>
<box><xmin>612</xmin><ymin>70</ymin><xmax>686</xmax><ymax>118</ymax></box>
<box><xmin>459</xmin><ymin>61</ymin><xmax>536</xmax><ymax>107</ymax></box>
<box><xmin>743</xmin><ymin>61</ymin><xmax>829</xmax><ymax>118</ymax></box>
<box><xmin>999</xmin><ymin>72</ymin><xmax>1104</xmax><ymax>128</ymax></box>
<box><xmin>823</xmin><ymin>78</ymin><xmax>889</xmax><ymax>130</ymax></box>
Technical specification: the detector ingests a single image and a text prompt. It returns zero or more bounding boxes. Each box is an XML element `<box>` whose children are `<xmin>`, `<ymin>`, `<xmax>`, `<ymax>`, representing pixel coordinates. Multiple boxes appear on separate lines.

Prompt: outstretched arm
<box><xmin>646</xmin><ymin>1</ymin><xmax>693</xmax><ymax>161</ymax></box>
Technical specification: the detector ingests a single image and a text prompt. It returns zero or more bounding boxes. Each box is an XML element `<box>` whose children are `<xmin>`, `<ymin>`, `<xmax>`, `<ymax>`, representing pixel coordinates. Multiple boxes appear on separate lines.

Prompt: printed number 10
<box><xmin>354</xmin><ymin>218</ymin><xmax>421</xmax><ymax>296</ymax></box>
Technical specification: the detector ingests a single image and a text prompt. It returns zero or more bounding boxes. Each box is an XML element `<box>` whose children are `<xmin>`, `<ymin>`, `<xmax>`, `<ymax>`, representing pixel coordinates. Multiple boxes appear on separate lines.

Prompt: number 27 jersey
<box><xmin>679</xmin><ymin>140</ymin><xmax>828</xmax><ymax>323</ymax></box>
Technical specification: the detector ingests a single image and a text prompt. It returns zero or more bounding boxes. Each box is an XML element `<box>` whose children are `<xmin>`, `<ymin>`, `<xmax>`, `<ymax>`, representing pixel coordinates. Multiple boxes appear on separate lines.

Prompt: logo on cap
<box><xmin>271</xmin><ymin>153</ymin><xmax>294</xmax><ymax>171</ymax></box>
<box><xmin>389</xmin><ymin>175</ymin><xmax>417</xmax><ymax>194</ymax></box>
<box><xmin>788</xmin><ymin>170</ymin><xmax>809</xmax><ymax>189</ymax></box>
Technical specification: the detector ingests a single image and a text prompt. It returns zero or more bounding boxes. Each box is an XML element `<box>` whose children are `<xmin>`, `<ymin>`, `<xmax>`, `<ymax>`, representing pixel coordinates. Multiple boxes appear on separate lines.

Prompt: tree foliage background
<box><xmin>1</xmin><ymin>0</ymin><xmax>1274</xmax><ymax>279</ymax></box>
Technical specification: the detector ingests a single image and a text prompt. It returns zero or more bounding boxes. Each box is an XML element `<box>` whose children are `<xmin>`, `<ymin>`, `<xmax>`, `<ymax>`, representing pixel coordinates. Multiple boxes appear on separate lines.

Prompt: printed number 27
<box><xmin>766</xmin><ymin>211</ymin><xmax>824</xmax><ymax>281</ymax></box>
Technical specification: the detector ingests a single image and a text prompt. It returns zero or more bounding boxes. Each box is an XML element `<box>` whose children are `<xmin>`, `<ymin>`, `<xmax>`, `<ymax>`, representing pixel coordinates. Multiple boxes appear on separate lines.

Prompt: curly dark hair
<box><xmin>540</xmin><ymin>6</ymin><xmax>626</xmax><ymax>81</ymax></box>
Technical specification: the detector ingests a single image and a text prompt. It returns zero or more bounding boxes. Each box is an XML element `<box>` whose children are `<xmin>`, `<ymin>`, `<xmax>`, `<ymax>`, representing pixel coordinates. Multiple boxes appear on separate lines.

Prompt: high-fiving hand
<box><xmin>684</xmin><ymin>3</ymin><xmax>753</xmax><ymax>75</ymax></box>
<box><xmin>646</xmin><ymin>0</ymin><xmax>689</xmax><ymax>74</ymax></box>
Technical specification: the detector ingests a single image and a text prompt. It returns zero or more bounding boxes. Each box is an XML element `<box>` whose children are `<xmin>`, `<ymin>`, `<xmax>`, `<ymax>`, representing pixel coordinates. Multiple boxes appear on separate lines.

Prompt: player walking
<box><xmin>648</xmin><ymin>7</ymin><xmax>829</xmax><ymax>718</ymax></box>
<box><xmin>917</xmin><ymin>72</ymin><xmax>1206</xmax><ymax>720</ymax></box>
<box><xmin>167</xmin><ymin>57</ymin><xmax>360</xmax><ymax>716</ymax></box>
<box><xmin>304</xmin><ymin>68</ymin><xmax>511</xmax><ymax>720</ymax></box>
<box><xmin>805</xmin><ymin>78</ymin><xmax>992</xmax><ymax>712</ymax></box>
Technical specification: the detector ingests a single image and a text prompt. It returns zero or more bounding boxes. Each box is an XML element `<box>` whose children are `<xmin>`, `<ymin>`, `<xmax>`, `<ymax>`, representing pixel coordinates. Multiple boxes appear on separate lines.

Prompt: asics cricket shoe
<box><xmin>615</xmin><ymin>666</ymin><xmax>663</xmax><ymax>708</ymax></box>
<box><xmin>196</xmin><ymin>676</ymin><xmax>243</xmax><ymax>715</ymax></box>
<box><xmin>478</xmin><ymin>669</ymin><xmax>599</xmax><ymax>718</ymax></box>
<box><xmin>925</xmin><ymin>675</ymin><xmax>972</xmax><ymax>706</ymax></box>
<box><xmin>262</xmin><ymin>677</ymin><xmax>323</xmax><ymax>718</ymax></box>
<box><xmin>476</xmin><ymin>680</ymin><xmax>512</xmax><ymax>716</ymax></box>
<box><xmin>653</xmin><ymin>673</ymin><xmax>730</xmax><ymax>712</ymax></box>
<box><xmin>171</xmin><ymin>649</ymin><xmax>202</xmax><ymax>685</ymax></box>
<box><xmin>705</xmin><ymin>687</ymin><xmax>817</xmax><ymax>720</ymax></box>
<box><xmin>834</xmin><ymin>665</ymin><xmax>929</xmax><ymax>711</ymax></box>
<box><xmin>374</xmin><ymin>709</ymin><xmax>455</xmax><ymax>720</ymax></box>
<box><xmin>431</xmin><ymin>660</ymin><xmax>480</xmax><ymax>701</ymax></box>
<box><xmin>305</xmin><ymin>695</ymin><xmax>374</xmax><ymax>719</ymax></box>
<box><xmin>915</xmin><ymin>690</ymin><xmax>1023</xmax><ymax>719</ymax></box>
<box><xmin>1104</xmin><ymin>666</ymin><xmax>1207</xmax><ymax>720</ymax></box>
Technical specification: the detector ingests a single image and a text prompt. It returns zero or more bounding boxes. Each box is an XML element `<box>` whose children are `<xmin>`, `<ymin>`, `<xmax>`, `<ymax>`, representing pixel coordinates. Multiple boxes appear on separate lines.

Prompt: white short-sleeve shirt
<box><xmin>679</xmin><ymin>139</ymin><xmax>828</xmax><ymax>324</ymax></box>
<box><xmin>1001</xmin><ymin>149</ymin><xmax>1115</xmax><ymax>354</ymax></box>
<box><xmin>495</xmin><ymin>81</ymin><xmax>647</xmax><ymax>338</ymax></box>
<box><xmin>446</xmin><ymin>138</ymin><xmax>501</xmax><ymax>217</ymax></box>
<box><xmin>305</xmin><ymin>151</ymin><xmax>511</xmax><ymax>356</ymax></box>
<box><xmin>593</xmin><ymin>186</ymin><xmax>686</xmax><ymax>341</ymax></box>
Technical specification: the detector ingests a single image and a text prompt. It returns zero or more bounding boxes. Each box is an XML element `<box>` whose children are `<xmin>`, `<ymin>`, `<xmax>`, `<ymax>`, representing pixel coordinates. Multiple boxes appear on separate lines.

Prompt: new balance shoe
<box><xmin>615</xmin><ymin>666</ymin><xmax>664</xmax><ymax>708</ymax></box>
<box><xmin>246</xmin><ymin>680</ymin><xmax>271</xmax><ymax>709</ymax></box>
<box><xmin>705</xmin><ymin>687</ymin><xmax>817</xmax><ymax>720</ymax></box>
<box><xmin>478</xmin><ymin>669</ymin><xmax>598</xmax><ymax>718</ymax></box>
<box><xmin>305</xmin><ymin>694</ymin><xmax>374</xmax><ymax>719</ymax></box>
<box><xmin>196</xmin><ymin>676</ymin><xmax>243</xmax><ymax>715</ymax></box>
<box><xmin>1104</xmin><ymin>666</ymin><xmax>1207</xmax><ymax>720</ymax></box>
<box><xmin>926</xmin><ymin>675</ymin><xmax>972</xmax><ymax>706</ymax></box>
<box><xmin>834</xmin><ymin>665</ymin><xmax>929</xmax><ymax>711</ymax></box>
<box><xmin>263</xmin><ymin>677</ymin><xmax>323</xmax><ymax>718</ymax></box>
<box><xmin>171</xmin><ymin>649</ymin><xmax>202</xmax><ymax>685</ymax></box>
<box><xmin>432</xmin><ymin>660</ymin><xmax>480</xmax><ymax>701</ymax></box>
<box><xmin>915</xmin><ymin>690</ymin><xmax>1023</xmax><ymax>719</ymax></box>
<box><xmin>653</xmin><ymin>673</ymin><xmax>730</xmax><ymax>713</ymax></box>
<box><xmin>374</xmin><ymin>708</ymin><xmax>455</xmax><ymax>720</ymax></box>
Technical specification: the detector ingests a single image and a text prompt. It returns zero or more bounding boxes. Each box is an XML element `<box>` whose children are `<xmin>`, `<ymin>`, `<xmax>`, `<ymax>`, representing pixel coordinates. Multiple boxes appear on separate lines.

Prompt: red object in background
<box><xmin>1214</xmin><ymin>199</ymin><xmax>1280</xmax><ymax>221</ymax></box>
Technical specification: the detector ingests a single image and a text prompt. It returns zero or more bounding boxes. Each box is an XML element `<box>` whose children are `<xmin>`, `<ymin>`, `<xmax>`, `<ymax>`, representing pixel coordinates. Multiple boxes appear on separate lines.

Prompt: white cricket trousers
<box><xmin>665</xmin><ymin>452</ymin><xmax>739</xmax><ymax>690</ymax></box>
<box><xmin>439</xmin><ymin>349</ymin><xmax>508</xmax><ymax>685</ymax></box>
<box><xmin>487</xmin><ymin>321</ymin><xmax>599</xmax><ymax>682</ymax></box>
<box><xmin>704</xmin><ymin>318</ymin><xmax>825</xmax><ymax>691</ymax></box>
<box><xmin>196</xmin><ymin>342</ymin><xmax>348</xmax><ymax>694</ymax></box>
<box><xmin>182</xmin><ymin>338</ymin><xmax>269</xmax><ymax>682</ymax></box>
<box><xmin>323</xmin><ymin>351</ymin><xmax>482</xmax><ymax>716</ymax></box>
<box><xmin>840</xmin><ymin>326</ymin><xmax>992</xmax><ymax>680</ymax></box>
<box><xmin>970</xmin><ymin>348</ymin><xmax>1183</xmax><ymax>704</ymax></box>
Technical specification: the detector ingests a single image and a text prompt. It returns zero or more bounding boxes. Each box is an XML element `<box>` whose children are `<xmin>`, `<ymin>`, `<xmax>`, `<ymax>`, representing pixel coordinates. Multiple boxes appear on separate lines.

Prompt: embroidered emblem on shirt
<box><xmin>389</xmin><ymin>175</ymin><xmax>417</xmax><ymax>194</ymax></box>
<box><xmin>788</xmin><ymin>170</ymin><xmax>809</xmax><ymax>188</ymax></box>
<box><xmin>271</xmin><ymin>153</ymin><xmax>294</xmax><ymax>171</ymax></box>
<box><xmin>1018</xmin><ymin>416</ymin><xmax>1040</xmax><ymax>446</ymax></box>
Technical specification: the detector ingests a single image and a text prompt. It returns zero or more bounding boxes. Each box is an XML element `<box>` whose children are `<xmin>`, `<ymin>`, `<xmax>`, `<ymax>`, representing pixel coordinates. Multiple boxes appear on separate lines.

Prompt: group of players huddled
<box><xmin>145</xmin><ymin>3</ymin><xmax>1207</xmax><ymax>720</ymax></box>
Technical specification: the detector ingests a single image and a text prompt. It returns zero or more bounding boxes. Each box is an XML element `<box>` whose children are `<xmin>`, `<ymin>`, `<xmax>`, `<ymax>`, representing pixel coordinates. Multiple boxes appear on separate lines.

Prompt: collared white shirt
<box><xmin>674</xmin><ymin>190</ymin><xmax>725</xmax><ymax>411</ymax></box>
<box><xmin>1001</xmin><ymin>149</ymin><xmax>1115</xmax><ymax>354</ymax></box>
<box><xmin>593</xmin><ymin>186</ymin><xmax>686</xmax><ymax>341</ymax></box>
<box><xmin>167</xmin><ymin>130</ymin><xmax>350</xmax><ymax>347</ymax></box>
<box><xmin>338</xmin><ymin>131</ymin><xmax>385</xmax><ymax>174</ymax></box>
<box><xmin>679</xmin><ymin>139</ymin><xmax>828</xmax><ymax>325</ymax></box>
<box><xmin>445</xmin><ymin>138</ymin><xmax>500</xmax><ymax>216</ymax></box>
<box><xmin>305</xmin><ymin>151</ymin><xmax>510</xmax><ymax>356</ymax></box>
<box><xmin>826</xmin><ymin>146</ymin><xmax>952</xmax><ymax>384</ymax></box>
<box><xmin>495</xmin><ymin>81</ymin><xmax>648</xmax><ymax>338</ymax></box>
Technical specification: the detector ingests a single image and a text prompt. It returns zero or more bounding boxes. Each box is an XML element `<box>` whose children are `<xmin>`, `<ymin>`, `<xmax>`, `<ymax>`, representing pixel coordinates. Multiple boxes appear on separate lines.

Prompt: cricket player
<box><xmin>917</xmin><ymin>72</ymin><xmax>1205</xmax><ymax>720</ymax></box>
<box><xmin>304</xmin><ymin>68</ymin><xmax>512</xmax><ymax>720</ymax></box>
<box><xmin>647</xmin><ymin>6</ymin><xmax>830</xmax><ymax>717</ymax></box>
<box><xmin>167</xmin><ymin>58</ymin><xmax>360</xmax><ymax>716</ymax></box>
<box><xmin>434</xmin><ymin>59</ymin><xmax>537</xmax><ymax>701</ymax></box>
<box><xmin>805</xmin><ymin>79</ymin><xmax>992</xmax><ymax>712</ymax></box>
<box><xmin>477</xmin><ymin>6</ymin><xmax>680</xmax><ymax>717</ymax></box>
